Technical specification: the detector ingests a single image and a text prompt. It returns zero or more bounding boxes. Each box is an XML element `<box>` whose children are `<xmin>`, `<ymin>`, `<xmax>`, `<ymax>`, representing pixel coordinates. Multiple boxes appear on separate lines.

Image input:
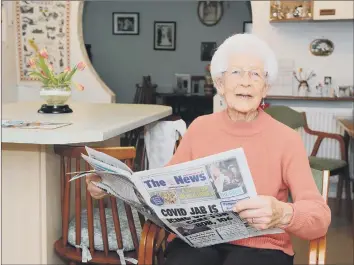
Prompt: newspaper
<box><xmin>2</xmin><ymin>120</ymin><xmax>72</xmax><ymax>129</ymax></box>
<box><xmin>70</xmin><ymin>146</ymin><xmax>283</xmax><ymax>248</ymax></box>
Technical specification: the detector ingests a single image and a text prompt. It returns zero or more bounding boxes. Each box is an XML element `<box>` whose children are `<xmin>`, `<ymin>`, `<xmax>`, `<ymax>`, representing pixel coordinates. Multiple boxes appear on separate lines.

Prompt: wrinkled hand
<box><xmin>86</xmin><ymin>174</ymin><xmax>107</xmax><ymax>200</ymax></box>
<box><xmin>233</xmin><ymin>195</ymin><xmax>293</xmax><ymax>230</ymax></box>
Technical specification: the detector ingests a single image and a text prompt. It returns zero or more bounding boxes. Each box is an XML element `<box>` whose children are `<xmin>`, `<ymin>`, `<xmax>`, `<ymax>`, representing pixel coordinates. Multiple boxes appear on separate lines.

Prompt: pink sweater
<box><xmin>166</xmin><ymin>109</ymin><xmax>331</xmax><ymax>256</ymax></box>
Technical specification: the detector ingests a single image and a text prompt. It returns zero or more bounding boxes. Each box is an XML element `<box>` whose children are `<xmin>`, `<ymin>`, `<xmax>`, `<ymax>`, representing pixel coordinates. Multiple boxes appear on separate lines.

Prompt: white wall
<box><xmin>83</xmin><ymin>1</ymin><xmax>252</xmax><ymax>103</ymax></box>
<box><xmin>2</xmin><ymin>1</ymin><xmax>115</xmax><ymax>104</ymax></box>
<box><xmin>1</xmin><ymin>2</ymin><xmax>17</xmax><ymax>103</ymax></box>
<box><xmin>251</xmin><ymin>1</ymin><xmax>354</xmax><ymax>93</ymax></box>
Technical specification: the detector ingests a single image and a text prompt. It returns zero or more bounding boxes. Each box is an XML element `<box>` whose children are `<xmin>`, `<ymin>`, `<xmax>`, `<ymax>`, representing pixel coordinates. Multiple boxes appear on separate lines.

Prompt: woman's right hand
<box><xmin>86</xmin><ymin>174</ymin><xmax>108</xmax><ymax>199</ymax></box>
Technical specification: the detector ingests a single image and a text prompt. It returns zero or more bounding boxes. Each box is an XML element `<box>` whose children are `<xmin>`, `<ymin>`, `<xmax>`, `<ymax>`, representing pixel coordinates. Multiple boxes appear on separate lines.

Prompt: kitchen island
<box><xmin>1</xmin><ymin>102</ymin><xmax>172</xmax><ymax>264</ymax></box>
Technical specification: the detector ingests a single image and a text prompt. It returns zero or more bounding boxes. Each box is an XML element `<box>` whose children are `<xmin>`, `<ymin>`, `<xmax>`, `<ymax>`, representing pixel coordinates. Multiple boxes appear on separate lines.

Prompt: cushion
<box><xmin>309</xmin><ymin>156</ymin><xmax>347</xmax><ymax>171</ymax></box>
<box><xmin>68</xmin><ymin>199</ymin><xmax>143</xmax><ymax>252</ymax></box>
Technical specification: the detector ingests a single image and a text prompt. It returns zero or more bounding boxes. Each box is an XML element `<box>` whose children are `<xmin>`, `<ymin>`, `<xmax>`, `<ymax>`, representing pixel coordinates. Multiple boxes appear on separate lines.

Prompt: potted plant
<box><xmin>204</xmin><ymin>64</ymin><xmax>214</xmax><ymax>96</ymax></box>
<box><xmin>28</xmin><ymin>39</ymin><xmax>86</xmax><ymax>113</ymax></box>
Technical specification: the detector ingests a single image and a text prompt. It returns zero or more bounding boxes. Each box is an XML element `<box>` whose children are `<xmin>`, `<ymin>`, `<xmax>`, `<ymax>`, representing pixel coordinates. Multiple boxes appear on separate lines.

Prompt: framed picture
<box><xmin>197</xmin><ymin>1</ymin><xmax>223</xmax><ymax>26</ymax></box>
<box><xmin>174</xmin><ymin>74</ymin><xmax>191</xmax><ymax>93</ymax></box>
<box><xmin>154</xmin><ymin>21</ymin><xmax>176</xmax><ymax>51</ymax></box>
<box><xmin>243</xmin><ymin>21</ymin><xmax>253</xmax><ymax>33</ymax></box>
<box><xmin>337</xmin><ymin>86</ymin><xmax>353</xmax><ymax>97</ymax></box>
<box><xmin>112</xmin><ymin>12</ymin><xmax>139</xmax><ymax>35</ymax></box>
<box><xmin>15</xmin><ymin>1</ymin><xmax>70</xmax><ymax>81</ymax></box>
<box><xmin>310</xmin><ymin>39</ymin><xmax>334</xmax><ymax>57</ymax></box>
<box><xmin>324</xmin><ymin>76</ymin><xmax>332</xmax><ymax>85</ymax></box>
<box><xmin>191</xmin><ymin>75</ymin><xmax>205</xmax><ymax>94</ymax></box>
<box><xmin>201</xmin><ymin>42</ymin><xmax>217</xmax><ymax>61</ymax></box>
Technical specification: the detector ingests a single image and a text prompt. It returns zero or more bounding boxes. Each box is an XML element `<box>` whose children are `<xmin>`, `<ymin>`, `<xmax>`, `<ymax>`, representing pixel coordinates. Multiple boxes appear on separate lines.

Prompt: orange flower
<box><xmin>28</xmin><ymin>58</ymin><xmax>36</xmax><ymax>69</ymax></box>
<box><xmin>64</xmin><ymin>66</ymin><xmax>71</xmax><ymax>73</ymax></box>
<box><xmin>75</xmin><ymin>83</ymin><xmax>84</xmax><ymax>91</ymax></box>
<box><xmin>39</xmin><ymin>48</ymin><xmax>48</xmax><ymax>58</ymax></box>
<box><xmin>76</xmin><ymin>61</ymin><xmax>86</xmax><ymax>71</ymax></box>
<box><xmin>41</xmin><ymin>70</ymin><xmax>47</xmax><ymax>77</ymax></box>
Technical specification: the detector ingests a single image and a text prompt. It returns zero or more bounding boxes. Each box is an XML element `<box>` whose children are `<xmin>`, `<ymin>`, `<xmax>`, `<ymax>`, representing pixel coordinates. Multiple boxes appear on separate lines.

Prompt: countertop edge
<box><xmin>2</xmin><ymin>108</ymin><xmax>173</xmax><ymax>145</ymax></box>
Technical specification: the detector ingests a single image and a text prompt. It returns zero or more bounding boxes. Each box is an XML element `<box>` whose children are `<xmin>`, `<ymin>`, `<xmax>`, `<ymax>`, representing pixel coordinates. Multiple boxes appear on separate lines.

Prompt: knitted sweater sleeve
<box><xmin>282</xmin><ymin>133</ymin><xmax>331</xmax><ymax>240</ymax></box>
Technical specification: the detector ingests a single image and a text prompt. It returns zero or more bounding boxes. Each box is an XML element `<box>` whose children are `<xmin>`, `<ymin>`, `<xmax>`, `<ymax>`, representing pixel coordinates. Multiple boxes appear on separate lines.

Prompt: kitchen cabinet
<box><xmin>313</xmin><ymin>1</ymin><xmax>353</xmax><ymax>20</ymax></box>
<box><xmin>269</xmin><ymin>1</ymin><xmax>354</xmax><ymax>22</ymax></box>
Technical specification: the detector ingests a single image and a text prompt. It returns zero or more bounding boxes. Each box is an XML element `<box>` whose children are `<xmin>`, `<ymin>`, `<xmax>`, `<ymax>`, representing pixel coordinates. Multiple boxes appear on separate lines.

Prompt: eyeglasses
<box><xmin>224</xmin><ymin>68</ymin><xmax>268</xmax><ymax>83</ymax></box>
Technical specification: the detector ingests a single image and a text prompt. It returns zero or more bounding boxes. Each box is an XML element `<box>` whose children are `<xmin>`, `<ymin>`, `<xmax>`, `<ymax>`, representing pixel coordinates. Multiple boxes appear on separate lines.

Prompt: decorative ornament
<box><xmin>310</xmin><ymin>39</ymin><xmax>334</xmax><ymax>57</ymax></box>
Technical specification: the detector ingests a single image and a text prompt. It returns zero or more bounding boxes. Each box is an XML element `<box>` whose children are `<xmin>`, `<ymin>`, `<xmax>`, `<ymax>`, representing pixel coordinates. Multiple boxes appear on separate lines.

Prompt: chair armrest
<box><xmin>308</xmin><ymin>236</ymin><xmax>326</xmax><ymax>265</ymax></box>
<box><xmin>317</xmin><ymin>236</ymin><xmax>327</xmax><ymax>265</ymax></box>
<box><xmin>138</xmin><ymin>220</ymin><xmax>168</xmax><ymax>265</ymax></box>
<box><xmin>304</xmin><ymin>120</ymin><xmax>346</xmax><ymax>160</ymax></box>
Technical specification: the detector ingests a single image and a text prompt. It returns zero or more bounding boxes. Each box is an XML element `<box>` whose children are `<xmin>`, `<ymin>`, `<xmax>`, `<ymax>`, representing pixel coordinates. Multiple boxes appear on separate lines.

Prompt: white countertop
<box><xmin>2</xmin><ymin>102</ymin><xmax>172</xmax><ymax>144</ymax></box>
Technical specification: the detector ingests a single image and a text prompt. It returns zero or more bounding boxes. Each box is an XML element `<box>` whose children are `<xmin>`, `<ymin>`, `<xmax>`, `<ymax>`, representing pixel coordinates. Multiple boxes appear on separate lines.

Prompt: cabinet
<box><xmin>313</xmin><ymin>1</ymin><xmax>354</xmax><ymax>20</ymax></box>
<box><xmin>269</xmin><ymin>1</ymin><xmax>353</xmax><ymax>22</ymax></box>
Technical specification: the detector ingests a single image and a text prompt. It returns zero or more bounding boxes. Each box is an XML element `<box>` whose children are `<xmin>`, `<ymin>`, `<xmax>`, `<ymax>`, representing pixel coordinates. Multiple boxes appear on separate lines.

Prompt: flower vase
<box><xmin>204</xmin><ymin>84</ymin><xmax>214</xmax><ymax>96</ymax></box>
<box><xmin>38</xmin><ymin>86</ymin><xmax>73</xmax><ymax>114</ymax></box>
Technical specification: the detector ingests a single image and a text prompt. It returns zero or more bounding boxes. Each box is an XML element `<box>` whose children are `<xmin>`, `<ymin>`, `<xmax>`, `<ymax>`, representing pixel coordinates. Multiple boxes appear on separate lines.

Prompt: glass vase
<box><xmin>39</xmin><ymin>85</ymin><xmax>71</xmax><ymax>106</ymax></box>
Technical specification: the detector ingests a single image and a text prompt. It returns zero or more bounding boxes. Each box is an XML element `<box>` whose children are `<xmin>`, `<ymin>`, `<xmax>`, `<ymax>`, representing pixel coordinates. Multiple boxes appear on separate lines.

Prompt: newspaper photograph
<box><xmin>69</xmin><ymin>146</ymin><xmax>283</xmax><ymax>248</ymax></box>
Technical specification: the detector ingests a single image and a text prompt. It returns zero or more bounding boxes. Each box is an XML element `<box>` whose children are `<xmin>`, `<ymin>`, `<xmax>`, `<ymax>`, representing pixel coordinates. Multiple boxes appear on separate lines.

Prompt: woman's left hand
<box><xmin>233</xmin><ymin>195</ymin><xmax>294</xmax><ymax>230</ymax></box>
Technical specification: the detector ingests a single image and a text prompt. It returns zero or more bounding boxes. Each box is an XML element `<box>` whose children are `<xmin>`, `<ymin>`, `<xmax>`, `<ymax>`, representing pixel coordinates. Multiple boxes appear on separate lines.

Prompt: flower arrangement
<box><xmin>27</xmin><ymin>39</ymin><xmax>86</xmax><ymax>91</ymax></box>
<box><xmin>205</xmin><ymin>63</ymin><xmax>213</xmax><ymax>86</ymax></box>
<box><xmin>293</xmin><ymin>68</ymin><xmax>316</xmax><ymax>96</ymax></box>
<box><xmin>204</xmin><ymin>63</ymin><xmax>214</xmax><ymax>96</ymax></box>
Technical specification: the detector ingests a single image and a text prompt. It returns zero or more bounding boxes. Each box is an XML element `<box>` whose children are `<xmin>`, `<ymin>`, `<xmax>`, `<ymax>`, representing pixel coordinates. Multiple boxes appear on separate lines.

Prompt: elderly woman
<box><xmin>86</xmin><ymin>34</ymin><xmax>331</xmax><ymax>265</ymax></box>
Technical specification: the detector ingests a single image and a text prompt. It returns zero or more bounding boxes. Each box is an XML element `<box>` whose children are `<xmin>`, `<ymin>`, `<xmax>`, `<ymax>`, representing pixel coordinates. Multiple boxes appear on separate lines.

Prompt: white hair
<box><xmin>210</xmin><ymin>33</ymin><xmax>278</xmax><ymax>85</ymax></box>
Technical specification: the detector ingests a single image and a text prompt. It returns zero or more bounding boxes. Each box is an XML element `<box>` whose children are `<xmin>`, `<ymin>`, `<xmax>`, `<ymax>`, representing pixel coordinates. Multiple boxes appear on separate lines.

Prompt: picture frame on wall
<box><xmin>154</xmin><ymin>21</ymin><xmax>176</xmax><ymax>51</ymax></box>
<box><xmin>112</xmin><ymin>12</ymin><xmax>139</xmax><ymax>35</ymax></box>
<box><xmin>243</xmin><ymin>21</ymin><xmax>253</xmax><ymax>33</ymax></box>
<box><xmin>197</xmin><ymin>1</ymin><xmax>223</xmax><ymax>26</ymax></box>
<box><xmin>201</xmin><ymin>42</ymin><xmax>217</xmax><ymax>61</ymax></box>
<box><xmin>15</xmin><ymin>1</ymin><xmax>70</xmax><ymax>81</ymax></box>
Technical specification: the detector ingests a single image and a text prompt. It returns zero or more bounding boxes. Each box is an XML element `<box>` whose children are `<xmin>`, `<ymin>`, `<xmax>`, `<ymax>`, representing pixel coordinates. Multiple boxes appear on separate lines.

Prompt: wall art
<box><xmin>154</xmin><ymin>21</ymin><xmax>176</xmax><ymax>51</ymax></box>
<box><xmin>16</xmin><ymin>1</ymin><xmax>70</xmax><ymax>81</ymax></box>
<box><xmin>112</xmin><ymin>12</ymin><xmax>139</xmax><ymax>35</ymax></box>
<box><xmin>200</xmin><ymin>42</ymin><xmax>216</xmax><ymax>61</ymax></box>
<box><xmin>197</xmin><ymin>1</ymin><xmax>223</xmax><ymax>26</ymax></box>
<box><xmin>310</xmin><ymin>38</ymin><xmax>334</xmax><ymax>56</ymax></box>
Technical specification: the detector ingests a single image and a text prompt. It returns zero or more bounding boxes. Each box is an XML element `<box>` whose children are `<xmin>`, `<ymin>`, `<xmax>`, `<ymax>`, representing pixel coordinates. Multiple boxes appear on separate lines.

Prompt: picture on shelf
<box><xmin>201</xmin><ymin>42</ymin><xmax>217</xmax><ymax>61</ymax></box>
<box><xmin>174</xmin><ymin>74</ymin><xmax>191</xmax><ymax>93</ymax></box>
<box><xmin>154</xmin><ymin>21</ymin><xmax>176</xmax><ymax>51</ymax></box>
<box><xmin>112</xmin><ymin>12</ymin><xmax>139</xmax><ymax>35</ymax></box>
<box><xmin>337</xmin><ymin>86</ymin><xmax>353</xmax><ymax>97</ymax></box>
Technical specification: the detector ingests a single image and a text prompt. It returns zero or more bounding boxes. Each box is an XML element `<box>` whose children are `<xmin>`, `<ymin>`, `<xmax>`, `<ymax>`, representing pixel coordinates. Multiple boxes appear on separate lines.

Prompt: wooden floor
<box><xmin>292</xmin><ymin>198</ymin><xmax>353</xmax><ymax>265</ymax></box>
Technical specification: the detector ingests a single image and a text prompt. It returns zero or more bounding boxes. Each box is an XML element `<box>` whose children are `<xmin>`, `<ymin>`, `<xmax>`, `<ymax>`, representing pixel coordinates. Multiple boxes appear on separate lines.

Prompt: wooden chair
<box><xmin>293</xmin><ymin>169</ymin><xmax>330</xmax><ymax>265</ymax></box>
<box><xmin>265</xmin><ymin>105</ymin><xmax>352</xmax><ymax>220</ymax></box>
<box><xmin>54</xmin><ymin>145</ymin><xmax>144</xmax><ymax>264</ymax></box>
<box><xmin>137</xmin><ymin>168</ymin><xmax>330</xmax><ymax>265</ymax></box>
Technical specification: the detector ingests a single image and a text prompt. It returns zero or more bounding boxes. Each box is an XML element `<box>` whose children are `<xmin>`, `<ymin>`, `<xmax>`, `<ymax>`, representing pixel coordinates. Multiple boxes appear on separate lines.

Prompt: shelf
<box><xmin>270</xmin><ymin>17</ymin><xmax>313</xmax><ymax>23</ymax></box>
<box><xmin>266</xmin><ymin>96</ymin><xmax>354</xmax><ymax>102</ymax></box>
<box><xmin>270</xmin><ymin>0</ymin><xmax>313</xmax><ymax>22</ymax></box>
<box><xmin>269</xmin><ymin>18</ymin><xmax>353</xmax><ymax>23</ymax></box>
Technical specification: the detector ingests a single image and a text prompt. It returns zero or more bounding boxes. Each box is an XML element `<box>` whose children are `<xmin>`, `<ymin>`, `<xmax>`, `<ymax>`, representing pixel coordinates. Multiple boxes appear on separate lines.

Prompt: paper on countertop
<box><xmin>1</xmin><ymin>119</ymin><xmax>72</xmax><ymax>129</ymax></box>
